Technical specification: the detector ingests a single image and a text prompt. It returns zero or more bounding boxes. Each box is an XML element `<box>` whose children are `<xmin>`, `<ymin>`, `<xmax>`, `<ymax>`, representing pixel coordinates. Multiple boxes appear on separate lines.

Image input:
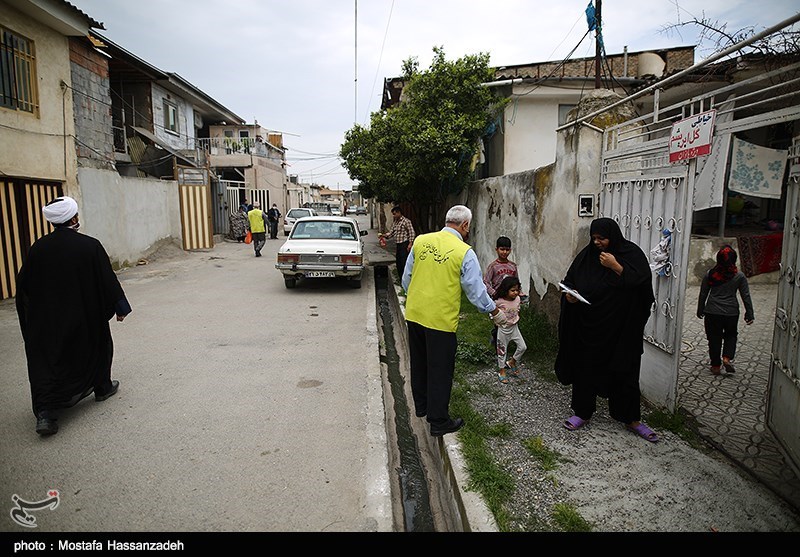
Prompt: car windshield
<box><xmin>291</xmin><ymin>221</ymin><xmax>357</xmax><ymax>240</ymax></box>
<box><xmin>288</xmin><ymin>209</ymin><xmax>312</xmax><ymax>218</ymax></box>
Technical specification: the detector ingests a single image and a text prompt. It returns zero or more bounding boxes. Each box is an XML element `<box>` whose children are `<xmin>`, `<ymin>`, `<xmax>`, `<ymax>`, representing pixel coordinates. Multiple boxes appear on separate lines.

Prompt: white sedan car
<box><xmin>283</xmin><ymin>207</ymin><xmax>317</xmax><ymax>236</ymax></box>
<box><xmin>276</xmin><ymin>216</ymin><xmax>368</xmax><ymax>289</ymax></box>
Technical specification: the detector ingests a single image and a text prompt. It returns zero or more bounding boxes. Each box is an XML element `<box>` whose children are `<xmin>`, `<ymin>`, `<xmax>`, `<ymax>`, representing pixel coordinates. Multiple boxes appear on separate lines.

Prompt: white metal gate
<box><xmin>768</xmin><ymin>137</ymin><xmax>800</xmax><ymax>470</ymax></box>
<box><xmin>600</xmin><ymin>145</ymin><xmax>692</xmax><ymax>411</ymax></box>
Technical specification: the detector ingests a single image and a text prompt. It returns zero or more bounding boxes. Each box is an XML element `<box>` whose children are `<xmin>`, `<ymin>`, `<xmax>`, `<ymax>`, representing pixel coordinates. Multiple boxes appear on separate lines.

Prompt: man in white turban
<box><xmin>16</xmin><ymin>196</ymin><xmax>132</xmax><ymax>436</ymax></box>
<box><xmin>42</xmin><ymin>196</ymin><xmax>79</xmax><ymax>225</ymax></box>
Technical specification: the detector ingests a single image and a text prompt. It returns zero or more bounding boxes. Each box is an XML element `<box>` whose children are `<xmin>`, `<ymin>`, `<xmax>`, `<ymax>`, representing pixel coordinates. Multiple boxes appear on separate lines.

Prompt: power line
<box><xmin>362</xmin><ymin>0</ymin><xmax>395</xmax><ymax>124</ymax></box>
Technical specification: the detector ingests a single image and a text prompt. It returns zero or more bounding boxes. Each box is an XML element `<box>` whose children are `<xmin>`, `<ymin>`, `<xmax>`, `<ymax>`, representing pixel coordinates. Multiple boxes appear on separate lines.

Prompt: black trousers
<box><xmin>407</xmin><ymin>321</ymin><xmax>457</xmax><ymax>427</ymax></box>
<box><xmin>252</xmin><ymin>232</ymin><xmax>266</xmax><ymax>254</ymax></box>
<box><xmin>704</xmin><ymin>313</ymin><xmax>739</xmax><ymax>366</ymax></box>
<box><xmin>571</xmin><ymin>354</ymin><xmax>642</xmax><ymax>424</ymax></box>
<box><xmin>269</xmin><ymin>220</ymin><xmax>279</xmax><ymax>238</ymax></box>
<box><xmin>395</xmin><ymin>241</ymin><xmax>409</xmax><ymax>276</ymax></box>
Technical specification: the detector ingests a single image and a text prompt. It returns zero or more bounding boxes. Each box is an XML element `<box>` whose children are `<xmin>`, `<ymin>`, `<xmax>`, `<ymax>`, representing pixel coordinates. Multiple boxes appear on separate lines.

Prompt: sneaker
<box><xmin>710</xmin><ymin>365</ymin><xmax>721</xmax><ymax>376</ymax></box>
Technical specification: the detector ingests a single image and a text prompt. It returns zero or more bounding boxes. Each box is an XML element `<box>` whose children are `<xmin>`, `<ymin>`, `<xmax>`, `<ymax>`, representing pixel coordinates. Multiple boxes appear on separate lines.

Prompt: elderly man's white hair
<box><xmin>445</xmin><ymin>205</ymin><xmax>472</xmax><ymax>225</ymax></box>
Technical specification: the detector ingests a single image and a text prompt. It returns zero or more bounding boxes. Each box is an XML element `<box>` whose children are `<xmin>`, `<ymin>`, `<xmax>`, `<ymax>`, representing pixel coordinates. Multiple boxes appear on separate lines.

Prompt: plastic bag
<box><xmin>649</xmin><ymin>228</ymin><xmax>671</xmax><ymax>276</ymax></box>
<box><xmin>244</xmin><ymin>230</ymin><xmax>252</xmax><ymax>244</ymax></box>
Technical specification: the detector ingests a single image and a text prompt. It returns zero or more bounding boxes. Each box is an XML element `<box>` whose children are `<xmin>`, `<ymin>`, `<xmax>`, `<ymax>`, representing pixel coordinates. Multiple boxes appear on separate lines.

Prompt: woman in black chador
<box><xmin>554</xmin><ymin>217</ymin><xmax>658</xmax><ymax>442</ymax></box>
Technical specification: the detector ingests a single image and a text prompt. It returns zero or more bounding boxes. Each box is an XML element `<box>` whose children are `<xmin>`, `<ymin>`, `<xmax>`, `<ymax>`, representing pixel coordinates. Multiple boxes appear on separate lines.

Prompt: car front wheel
<box><xmin>284</xmin><ymin>277</ymin><xmax>296</xmax><ymax>289</ymax></box>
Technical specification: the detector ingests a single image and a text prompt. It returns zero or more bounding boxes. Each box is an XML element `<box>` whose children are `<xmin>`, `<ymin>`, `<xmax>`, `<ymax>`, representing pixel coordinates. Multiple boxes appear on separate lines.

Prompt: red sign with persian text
<box><xmin>669</xmin><ymin>110</ymin><xmax>716</xmax><ymax>163</ymax></box>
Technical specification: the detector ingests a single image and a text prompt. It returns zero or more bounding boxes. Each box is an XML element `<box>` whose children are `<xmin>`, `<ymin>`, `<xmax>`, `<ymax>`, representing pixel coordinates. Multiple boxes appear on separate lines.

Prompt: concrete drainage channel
<box><xmin>373</xmin><ymin>265</ymin><xmax>498</xmax><ymax>532</ymax></box>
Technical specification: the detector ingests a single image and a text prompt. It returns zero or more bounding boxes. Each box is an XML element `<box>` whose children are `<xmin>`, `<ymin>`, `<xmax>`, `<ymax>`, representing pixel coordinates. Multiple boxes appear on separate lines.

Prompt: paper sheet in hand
<box><xmin>558</xmin><ymin>282</ymin><xmax>591</xmax><ymax>305</ymax></box>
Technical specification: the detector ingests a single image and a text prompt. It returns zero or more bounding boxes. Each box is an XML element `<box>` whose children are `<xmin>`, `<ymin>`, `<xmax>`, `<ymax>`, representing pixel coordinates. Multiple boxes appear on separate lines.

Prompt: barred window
<box><xmin>0</xmin><ymin>26</ymin><xmax>38</xmax><ymax>114</ymax></box>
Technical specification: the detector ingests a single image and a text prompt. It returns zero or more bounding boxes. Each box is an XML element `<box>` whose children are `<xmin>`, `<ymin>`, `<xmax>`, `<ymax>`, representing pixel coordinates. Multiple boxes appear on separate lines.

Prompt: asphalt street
<box><xmin>0</xmin><ymin>215</ymin><xmax>394</xmax><ymax>535</ymax></box>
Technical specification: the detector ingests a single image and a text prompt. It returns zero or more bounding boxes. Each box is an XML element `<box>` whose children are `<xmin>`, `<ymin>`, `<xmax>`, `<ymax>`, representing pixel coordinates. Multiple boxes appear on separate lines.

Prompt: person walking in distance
<box><xmin>16</xmin><ymin>196</ymin><xmax>132</xmax><ymax>436</ymax></box>
<box><xmin>379</xmin><ymin>206</ymin><xmax>415</xmax><ymax>276</ymax></box>
<box><xmin>402</xmin><ymin>205</ymin><xmax>504</xmax><ymax>436</ymax></box>
<box><xmin>267</xmin><ymin>203</ymin><xmax>282</xmax><ymax>240</ymax></box>
<box><xmin>697</xmin><ymin>245</ymin><xmax>754</xmax><ymax>375</ymax></box>
<box><xmin>247</xmin><ymin>201</ymin><xmax>268</xmax><ymax>257</ymax></box>
<box><xmin>228</xmin><ymin>206</ymin><xmax>248</xmax><ymax>242</ymax></box>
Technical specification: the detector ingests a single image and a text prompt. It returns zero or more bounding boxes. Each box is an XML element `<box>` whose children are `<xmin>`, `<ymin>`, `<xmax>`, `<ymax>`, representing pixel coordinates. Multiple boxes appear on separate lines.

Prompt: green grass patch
<box><xmin>521</xmin><ymin>436</ymin><xmax>564</xmax><ymax>471</ymax></box>
<box><xmin>644</xmin><ymin>407</ymin><xmax>706</xmax><ymax>450</ymax></box>
<box><xmin>551</xmin><ymin>503</ymin><xmax>593</xmax><ymax>532</ymax></box>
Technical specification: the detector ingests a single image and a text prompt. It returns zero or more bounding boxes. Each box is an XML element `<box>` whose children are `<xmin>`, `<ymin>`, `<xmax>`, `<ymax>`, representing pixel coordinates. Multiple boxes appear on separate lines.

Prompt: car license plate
<box><xmin>305</xmin><ymin>271</ymin><xmax>335</xmax><ymax>278</ymax></box>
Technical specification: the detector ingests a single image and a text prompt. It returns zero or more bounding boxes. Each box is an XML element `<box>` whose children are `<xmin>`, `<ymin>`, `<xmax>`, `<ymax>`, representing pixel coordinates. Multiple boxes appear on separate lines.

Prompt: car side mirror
<box><xmin>360</xmin><ymin>230</ymin><xmax>368</xmax><ymax>236</ymax></box>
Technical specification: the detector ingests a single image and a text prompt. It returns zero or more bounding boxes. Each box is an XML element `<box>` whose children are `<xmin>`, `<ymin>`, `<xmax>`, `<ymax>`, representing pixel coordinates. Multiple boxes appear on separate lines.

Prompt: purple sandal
<box><xmin>563</xmin><ymin>415</ymin><xmax>587</xmax><ymax>431</ymax></box>
<box><xmin>627</xmin><ymin>422</ymin><xmax>659</xmax><ymax>443</ymax></box>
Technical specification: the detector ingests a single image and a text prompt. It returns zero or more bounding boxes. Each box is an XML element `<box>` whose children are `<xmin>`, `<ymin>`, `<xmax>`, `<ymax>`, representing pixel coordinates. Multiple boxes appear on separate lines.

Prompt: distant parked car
<box><xmin>331</xmin><ymin>207</ymin><xmax>342</xmax><ymax>216</ymax></box>
<box><xmin>355</xmin><ymin>206</ymin><xmax>367</xmax><ymax>215</ymax></box>
<box><xmin>346</xmin><ymin>205</ymin><xmax>358</xmax><ymax>215</ymax></box>
<box><xmin>283</xmin><ymin>207</ymin><xmax>317</xmax><ymax>236</ymax></box>
<box><xmin>276</xmin><ymin>216</ymin><xmax>368</xmax><ymax>289</ymax></box>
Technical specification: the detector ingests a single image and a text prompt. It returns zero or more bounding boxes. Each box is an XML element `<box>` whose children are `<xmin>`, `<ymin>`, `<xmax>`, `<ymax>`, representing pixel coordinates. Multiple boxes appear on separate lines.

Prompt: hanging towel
<box><xmin>693</xmin><ymin>133</ymin><xmax>731</xmax><ymax>210</ymax></box>
<box><xmin>693</xmin><ymin>95</ymin><xmax>735</xmax><ymax>210</ymax></box>
<box><xmin>728</xmin><ymin>137</ymin><xmax>787</xmax><ymax>199</ymax></box>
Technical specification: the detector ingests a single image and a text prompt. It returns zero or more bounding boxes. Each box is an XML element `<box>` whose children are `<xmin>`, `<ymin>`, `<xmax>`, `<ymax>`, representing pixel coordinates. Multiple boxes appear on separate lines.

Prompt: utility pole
<box><xmin>594</xmin><ymin>0</ymin><xmax>602</xmax><ymax>89</ymax></box>
<box><xmin>354</xmin><ymin>0</ymin><xmax>358</xmax><ymax>123</ymax></box>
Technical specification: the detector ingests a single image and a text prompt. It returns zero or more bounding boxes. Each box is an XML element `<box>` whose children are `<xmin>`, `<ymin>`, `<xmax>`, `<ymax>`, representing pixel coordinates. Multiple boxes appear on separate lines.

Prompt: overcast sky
<box><xmin>70</xmin><ymin>0</ymin><xmax>799</xmax><ymax>190</ymax></box>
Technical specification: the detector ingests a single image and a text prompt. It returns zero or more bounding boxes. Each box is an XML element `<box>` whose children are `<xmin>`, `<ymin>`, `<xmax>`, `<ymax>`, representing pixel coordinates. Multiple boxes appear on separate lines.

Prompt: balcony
<box><xmin>197</xmin><ymin>137</ymin><xmax>273</xmax><ymax>157</ymax></box>
<box><xmin>198</xmin><ymin>137</ymin><xmax>285</xmax><ymax>171</ymax></box>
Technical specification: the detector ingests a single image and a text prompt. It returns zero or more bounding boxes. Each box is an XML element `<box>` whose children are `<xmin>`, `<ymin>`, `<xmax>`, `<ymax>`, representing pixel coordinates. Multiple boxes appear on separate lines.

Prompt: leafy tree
<box><xmin>340</xmin><ymin>47</ymin><xmax>508</xmax><ymax>230</ymax></box>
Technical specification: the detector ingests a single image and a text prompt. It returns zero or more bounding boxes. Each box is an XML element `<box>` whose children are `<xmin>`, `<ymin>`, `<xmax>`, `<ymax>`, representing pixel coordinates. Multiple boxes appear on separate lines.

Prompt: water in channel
<box><xmin>374</xmin><ymin>266</ymin><xmax>435</xmax><ymax>532</ymax></box>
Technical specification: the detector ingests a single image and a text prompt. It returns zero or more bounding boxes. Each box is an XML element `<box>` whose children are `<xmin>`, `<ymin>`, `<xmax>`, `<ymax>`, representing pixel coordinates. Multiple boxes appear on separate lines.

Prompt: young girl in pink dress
<box><xmin>493</xmin><ymin>275</ymin><xmax>527</xmax><ymax>384</ymax></box>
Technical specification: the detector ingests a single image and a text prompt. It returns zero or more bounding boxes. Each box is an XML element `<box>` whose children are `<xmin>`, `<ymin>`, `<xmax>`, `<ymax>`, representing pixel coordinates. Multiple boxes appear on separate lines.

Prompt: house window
<box><xmin>558</xmin><ymin>104</ymin><xmax>577</xmax><ymax>126</ymax></box>
<box><xmin>163</xmin><ymin>100</ymin><xmax>179</xmax><ymax>135</ymax></box>
<box><xmin>0</xmin><ymin>26</ymin><xmax>38</xmax><ymax>114</ymax></box>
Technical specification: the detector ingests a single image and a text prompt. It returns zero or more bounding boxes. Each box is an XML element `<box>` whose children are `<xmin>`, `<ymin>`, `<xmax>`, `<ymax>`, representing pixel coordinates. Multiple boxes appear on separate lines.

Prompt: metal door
<box><xmin>599</xmin><ymin>146</ymin><xmax>692</xmax><ymax>411</ymax></box>
<box><xmin>0</xmin><ymin>179</ymin><xmax>61</xmax><ymax>300</ymax></box>
<box><xmin>177</xmin><ymin>166</ymin><xmax>213</xmax><ymax>251</ymax></box>
<box><xmin>767</xmin><ymin>137</ymin><xmax>800</xmax><ymax>471</ymax></box>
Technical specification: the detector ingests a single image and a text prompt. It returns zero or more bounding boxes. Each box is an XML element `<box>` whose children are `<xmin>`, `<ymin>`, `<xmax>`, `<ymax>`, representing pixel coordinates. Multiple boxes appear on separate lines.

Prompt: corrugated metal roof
<box><xmin>62</xmin><ymin>1</ymin><xmax>104</xmax><ymax>29</ymax></box>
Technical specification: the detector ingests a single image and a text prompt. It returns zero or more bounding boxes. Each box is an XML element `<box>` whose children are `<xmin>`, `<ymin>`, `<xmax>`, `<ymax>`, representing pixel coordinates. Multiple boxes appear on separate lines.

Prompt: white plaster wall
<box><xmin>0</xmin><ymin>5</ymin><xmax>78</xmax><ymax>193</ymax></box>
<box><xmin>151</xmin><ymin>83</ymin><xmax>194</xmax><ymax>151</ymax></box>
<box><xmin>77</xmin><ymin>167</ymin><xmax>181</xmax><ymax>266</ymax></box>
<box><xmin>502</xmin><ymin>86</ymin><xmax>586</xmax><ymax>175</ymax></box>
<box><xmin>465</xmin><ymin>123</ymin><xmax>603</xmax><ymax>304</ymax></box>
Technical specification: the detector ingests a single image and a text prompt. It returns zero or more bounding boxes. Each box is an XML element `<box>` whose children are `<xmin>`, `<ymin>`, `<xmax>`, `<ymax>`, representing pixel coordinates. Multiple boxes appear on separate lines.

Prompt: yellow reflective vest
<box><xmin>405</xmin><ymin>230</ymin><xmax>470</xmax><ymax>332</ymax></box>
<box><xmin>247</xmin><ymin>209</ymin><xmax>266</xmax><ymax>233</ymax></box>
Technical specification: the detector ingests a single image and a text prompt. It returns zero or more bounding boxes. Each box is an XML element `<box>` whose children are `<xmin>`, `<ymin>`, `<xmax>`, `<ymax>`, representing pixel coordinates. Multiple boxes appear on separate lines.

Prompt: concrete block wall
<box><xmin>69</xmin><ymin>38</ymin><xmax>115</xmax><ymax>170</ymax></box>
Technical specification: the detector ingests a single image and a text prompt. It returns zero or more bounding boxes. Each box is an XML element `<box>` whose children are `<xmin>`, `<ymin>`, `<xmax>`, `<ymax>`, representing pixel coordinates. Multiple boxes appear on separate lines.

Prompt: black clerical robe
<box><xmin>16</xmin><ymin>228</ymin><xmax>131</xmax><ymax>416</ymax></box>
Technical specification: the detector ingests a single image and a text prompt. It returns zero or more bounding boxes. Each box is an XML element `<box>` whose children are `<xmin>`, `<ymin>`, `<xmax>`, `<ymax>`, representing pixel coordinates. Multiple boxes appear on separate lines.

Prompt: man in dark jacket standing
<box><xmin>16</xmin><ymin>196</ymin><xmax>132</xmax><ymax>436</ymax></box>
<box><xmin>267</xmin><ymin>203</ymin><xmax>282</xmax><ymax>239</ymax></box>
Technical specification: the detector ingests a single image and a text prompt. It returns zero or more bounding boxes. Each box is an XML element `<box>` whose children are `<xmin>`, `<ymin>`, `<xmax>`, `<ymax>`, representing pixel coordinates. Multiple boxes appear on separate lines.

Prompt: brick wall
<box><xmin>496</xmin><ymin>46</ymin><xmax>695</xmax><ymax>80</ymax></box>
<box><xmin>69</xmin><ymin>37</ymin><xmax>115</xmax><ymax>170</ymax></box>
